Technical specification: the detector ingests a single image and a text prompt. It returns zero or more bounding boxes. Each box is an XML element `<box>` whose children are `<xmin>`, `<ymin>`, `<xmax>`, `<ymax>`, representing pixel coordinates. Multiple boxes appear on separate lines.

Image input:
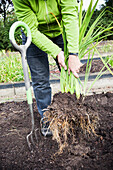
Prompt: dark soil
<box><xmin>0</xmin><ymin>92</ymin><xmax>113</xmax><ymax>170</ymax></box>
<box><xmin>80</xmin><ymin>59</ymin><xmax>113</xmax><ymax>74</ymax></box>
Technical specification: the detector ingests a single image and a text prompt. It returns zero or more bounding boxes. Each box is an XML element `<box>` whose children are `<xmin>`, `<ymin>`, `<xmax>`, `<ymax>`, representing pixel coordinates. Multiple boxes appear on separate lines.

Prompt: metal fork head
<box><xmin>26</xmin><ymin>104</ymin><xmax>39</xmax><ymax>152</ymax></box>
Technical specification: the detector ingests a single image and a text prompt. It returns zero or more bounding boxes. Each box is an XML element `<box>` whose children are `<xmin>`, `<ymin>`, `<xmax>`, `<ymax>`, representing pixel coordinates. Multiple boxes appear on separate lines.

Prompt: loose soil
<box><xmin>0</xmin><ymin>92</ymin><xmax>113</xmax><ymax>170</ymax></box>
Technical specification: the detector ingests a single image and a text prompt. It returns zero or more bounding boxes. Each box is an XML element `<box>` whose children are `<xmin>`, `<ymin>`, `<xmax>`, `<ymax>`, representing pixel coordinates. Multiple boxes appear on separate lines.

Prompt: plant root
<box><xmin>44</xmin><ymin>111</ymin><xmax>99</xmax><ymax>153</ymax></box>
<box><xmin>44</xmin><ymin>93</ymin><xmax>99</xmax><ymax>153</ymax></box>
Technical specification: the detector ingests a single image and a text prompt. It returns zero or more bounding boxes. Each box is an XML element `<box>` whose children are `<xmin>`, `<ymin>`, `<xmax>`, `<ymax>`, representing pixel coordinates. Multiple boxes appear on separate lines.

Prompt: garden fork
<box><xmin>9</xmin><ymin>21</ymin><xmax>38</xmax><ymax>151</ymax></box>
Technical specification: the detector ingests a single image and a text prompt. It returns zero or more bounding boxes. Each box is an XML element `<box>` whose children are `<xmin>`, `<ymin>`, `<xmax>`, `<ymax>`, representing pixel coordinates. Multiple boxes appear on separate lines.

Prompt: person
<box><xmin>12</xmin><ymin>0</ymin><xmax>82</xmax><ymax>136</ymax></box>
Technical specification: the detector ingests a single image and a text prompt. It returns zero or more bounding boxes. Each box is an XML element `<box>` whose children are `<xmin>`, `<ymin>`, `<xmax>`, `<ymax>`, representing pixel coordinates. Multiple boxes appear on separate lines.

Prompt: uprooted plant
<box><xmin>44</xmin><ymin>0</ymin><xmax>113</xmax><ymax>153</ymax></box>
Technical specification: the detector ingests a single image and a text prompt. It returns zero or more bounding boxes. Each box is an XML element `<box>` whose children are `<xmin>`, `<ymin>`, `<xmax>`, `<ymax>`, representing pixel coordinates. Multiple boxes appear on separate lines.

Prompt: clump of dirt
<box><xmin>44</xmin><ymin>93</ymin><xmax>99</xmax><ymax>153</ymax></box>
<box><xmin>0</xmin><ymin>92</ymin><xmax>113</xmax><ymax>170</ymax></box>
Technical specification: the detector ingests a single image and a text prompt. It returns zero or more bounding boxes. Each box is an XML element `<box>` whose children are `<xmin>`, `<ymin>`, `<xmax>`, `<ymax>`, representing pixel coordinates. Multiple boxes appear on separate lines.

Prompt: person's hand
<box><xmin>68</xmin><ymin>55</ymin><xmax>83</xmax><ymax>78</ymax></box>
<box><xmin>57</xmin><ymin>51</ymin><xmax>67</xmax><ymax>70</ymax></box>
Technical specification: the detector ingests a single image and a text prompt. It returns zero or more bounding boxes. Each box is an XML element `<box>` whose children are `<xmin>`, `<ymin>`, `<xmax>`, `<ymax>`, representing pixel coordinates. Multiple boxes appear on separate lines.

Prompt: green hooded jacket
<box><xmin>12</xmin><ymin>0</ymin><xmax>79</xmax><ymax>58</ymax></box>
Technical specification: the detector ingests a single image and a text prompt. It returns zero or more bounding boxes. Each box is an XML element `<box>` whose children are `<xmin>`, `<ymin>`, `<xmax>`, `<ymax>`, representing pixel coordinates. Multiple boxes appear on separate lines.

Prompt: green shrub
<box><xmin>0</xmin><ymin>12</ymin><xmax>22</xmax><ymax>51</ymax></box>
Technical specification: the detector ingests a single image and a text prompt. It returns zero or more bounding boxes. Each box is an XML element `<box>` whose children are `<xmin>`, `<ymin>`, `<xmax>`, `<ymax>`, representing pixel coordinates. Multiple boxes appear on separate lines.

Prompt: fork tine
<box><xmin>35</xmin><ymin>128</ymin><xmax>39</xmax><ymax>142</ymax></box>
<box><xmin>27</xmin><ymin>132</ymin><xmax>32</xmax><ymax>150</ymax></box>
<box><xmin>31</xmin><ymin>133</ymin><xmax>35</xmax><ymax>145</ymax></box>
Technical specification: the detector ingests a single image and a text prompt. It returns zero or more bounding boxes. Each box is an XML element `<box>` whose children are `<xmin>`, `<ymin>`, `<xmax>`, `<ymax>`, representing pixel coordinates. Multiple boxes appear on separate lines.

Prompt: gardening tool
<box><xmin>9</xmin><ymin>21</ymin><xmax>38</xmax><ymax>151</ymax></box>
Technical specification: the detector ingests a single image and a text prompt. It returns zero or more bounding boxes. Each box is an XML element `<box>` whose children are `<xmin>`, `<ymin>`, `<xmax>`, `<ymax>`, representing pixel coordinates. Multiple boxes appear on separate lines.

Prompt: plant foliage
<box><xmin>60</xmin><ymin>0</ymin><xmax>113</xmax><ymax>98</ymax></box>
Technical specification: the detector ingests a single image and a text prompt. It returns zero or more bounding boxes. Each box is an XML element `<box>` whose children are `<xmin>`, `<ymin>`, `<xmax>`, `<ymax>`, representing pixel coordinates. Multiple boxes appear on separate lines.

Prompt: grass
<box><xmin>0</xmin><ymin>51</ymin><xmax>31</xmax><ymax>83</ymax></box>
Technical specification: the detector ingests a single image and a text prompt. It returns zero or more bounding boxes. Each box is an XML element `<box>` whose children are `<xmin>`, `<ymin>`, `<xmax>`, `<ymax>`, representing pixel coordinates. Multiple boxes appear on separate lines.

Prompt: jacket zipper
<box><xmin>44</xmin><ymin>0</ymin><xmax>50</xmax><ymax>30</ymax></box>
<box><xmin>44</xmin><ymin>0</ymin><xmax>54</xmax><ymax>37</ymax></box>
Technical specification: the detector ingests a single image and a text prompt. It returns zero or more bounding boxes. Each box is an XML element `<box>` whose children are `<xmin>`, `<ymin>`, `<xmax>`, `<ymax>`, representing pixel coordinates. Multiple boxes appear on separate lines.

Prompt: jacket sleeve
<box><xmin>59</xmin><ymin>0</ymin><xmax>79</xmax><ymax>54</ymax></box>
<box><xmin>12</xmin><ymin>0</ymin><xmax>61</xmax><ymax>58</ymax></box>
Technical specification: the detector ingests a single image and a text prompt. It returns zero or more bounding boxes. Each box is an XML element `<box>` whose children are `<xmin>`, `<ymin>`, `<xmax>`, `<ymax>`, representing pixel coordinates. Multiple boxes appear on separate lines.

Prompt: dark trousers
<box><xmin>22</xmin><ymin>33</ymin><xmax>64</xmax><ymax>117</ymax></box>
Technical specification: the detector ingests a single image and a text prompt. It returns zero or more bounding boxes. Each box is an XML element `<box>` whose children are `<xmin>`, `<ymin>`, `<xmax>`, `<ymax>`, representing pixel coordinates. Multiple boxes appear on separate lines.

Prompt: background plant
<box><xmin>0</xmin><ymin>13</ymin><xmax>18</xmax><ymax>51</ymax></box>
<box><xmin>0</xmin><ymin>0</ymin><xmax>21</xmax><ymax>51</ymax></box>
<box><xmin>0</xmin><ymin>52</ymin><xmax>31</xmax><ymax>83</ymax></box>
<box><xmin>0</xmin><ymin>0</ymin><xmax>13</xmax><ymax>26</ymax></box>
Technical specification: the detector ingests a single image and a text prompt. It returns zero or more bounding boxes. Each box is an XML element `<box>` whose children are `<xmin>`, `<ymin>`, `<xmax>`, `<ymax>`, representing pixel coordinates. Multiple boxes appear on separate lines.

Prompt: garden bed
<box><xmin>50</xmin><ymin>58</ymin><xmax>113</xmax><ymax>79</ymax></box>
<box><xmin>80</xmin><ymin>59</ymin><xmax>113</xmax><ymax>73</ymax></box>
<box><xmin>0</xmin><ymin>92</ymin><xmax>113</xmax><ymax>170</ymax></box>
